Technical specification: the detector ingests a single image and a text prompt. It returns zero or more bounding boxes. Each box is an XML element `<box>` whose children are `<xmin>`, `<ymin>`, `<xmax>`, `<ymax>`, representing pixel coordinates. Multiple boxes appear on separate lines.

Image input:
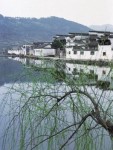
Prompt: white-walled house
<box><xmin>8</xmin><ymin>45</ymin><xmax>34</xmax><ymax>56</ymax></box>
<box><xmin>66</xmin><ymin>33</ymin><xmax>89</xmax><ymax>47</ymax></box>
<box><xmin>34</xmin><ymin>43</ymin><xmax>55</xmax><ymax>57</ymax></box>
<box><xmin>7</xmin><ymin>30</ymin><xmax>113</xmax><ymax>61</ymax></box>
<box><xmin>8</xmin><ymin>47</ymin><xmax>22</xmax><ymax>55</ymax></box>
<box><xmin>8</xmin><ymin>49</ymin><xmax>21</xmax><ymax>55</ymax></box>
<box><xmin>7</xmin><ymin>43</ymin><xmax>55</xmax><ymax>57</ymax></box>
<box><xmin>66</xmin><ymin>31</ymin><xmax>113</xmax><ymax>61</ymax></box>
<box><xmin>21</xmin><ymin>45</ymin><xmax>34</xmax><ymax>56</ymax></box>
<box><xmin>66</xmin><ymin>45</ymin><xmax>113</xmax><ymax>60</ymax></box>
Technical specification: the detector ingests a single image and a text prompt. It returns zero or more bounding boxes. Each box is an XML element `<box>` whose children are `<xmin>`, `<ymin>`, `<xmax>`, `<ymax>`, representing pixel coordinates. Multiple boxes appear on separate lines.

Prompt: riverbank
<box><xmin>1</xmin><ymin>54</ymin><xmax>113</xmax><ymax>66</ymax></box>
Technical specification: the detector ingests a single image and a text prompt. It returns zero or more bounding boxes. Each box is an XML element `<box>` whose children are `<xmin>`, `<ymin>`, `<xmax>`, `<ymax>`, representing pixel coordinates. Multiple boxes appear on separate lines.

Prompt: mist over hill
<box><xmin>0</xmin><ymin>14</ymin><xmax>90</xmax><ymax>50</ymax></box>
<box><xmin>90</xmin><ymin>24</ymin><xmax>113</xmax><ymax>32</ymax></box>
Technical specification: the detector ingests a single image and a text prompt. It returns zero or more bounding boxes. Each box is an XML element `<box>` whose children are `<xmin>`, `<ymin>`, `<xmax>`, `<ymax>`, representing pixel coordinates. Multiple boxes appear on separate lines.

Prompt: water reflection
<box><xmin>0</xmin><ymin>57</ymin><xmax>55</xmax><ymax>86</ymax></box>
<box><xmin>0</xmin><ymin>57</ymin><xmax>113</xmax><ymax>149</ymax></box>
<box><xmin>8</xmin><ymin>56</ymin><xmax>113</xmax><ymax>90</ymax></box>
<box><xmin>0</xmin><ymin>57</ymin><xmax>25</xmax><ymax>86</ymax></box>
<box><xmin>65</xmin><ymin>63</ymin><xmax>113</xmax><ymax>89</ymax></box>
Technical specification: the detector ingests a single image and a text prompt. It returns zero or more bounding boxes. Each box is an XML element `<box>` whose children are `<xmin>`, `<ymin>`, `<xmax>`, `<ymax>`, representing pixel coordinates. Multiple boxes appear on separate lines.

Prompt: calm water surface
<box><xmin>0</xmin><ymin>57</ymin><xmax>113</xmax><ymax>150</ymax></box>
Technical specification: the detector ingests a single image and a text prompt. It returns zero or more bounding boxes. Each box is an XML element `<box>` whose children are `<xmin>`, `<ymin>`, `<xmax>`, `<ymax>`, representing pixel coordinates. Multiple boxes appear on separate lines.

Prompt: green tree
<box><xmin>52</xmin><ymin>39</ymin><xmax>66</xmax><ymax>57</ymax></box>
<box><xmin>52</xmin><ymin>38</ymin><xmax>66</xmax><ymax>48</ymax></box>
<box><xmin>2</xmin><ymin>59</ymin><xmax>113</xmax><ymax>150</ymax></box>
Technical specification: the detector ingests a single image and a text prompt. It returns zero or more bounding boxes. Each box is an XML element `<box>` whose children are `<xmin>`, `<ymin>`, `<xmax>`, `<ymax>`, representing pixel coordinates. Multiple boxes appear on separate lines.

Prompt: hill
<box><xmin>0</xmin><ymin>14</ymin><xmax>90</xmax><ymax>50</ymax></box>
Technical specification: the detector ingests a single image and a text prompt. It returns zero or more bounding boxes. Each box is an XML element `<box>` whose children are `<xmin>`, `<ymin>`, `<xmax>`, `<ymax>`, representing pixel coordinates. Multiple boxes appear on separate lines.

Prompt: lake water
<box><xmin>0</xmin><ymin>57</ymin><xmax>113</xmax><ymax>150</ymax></box>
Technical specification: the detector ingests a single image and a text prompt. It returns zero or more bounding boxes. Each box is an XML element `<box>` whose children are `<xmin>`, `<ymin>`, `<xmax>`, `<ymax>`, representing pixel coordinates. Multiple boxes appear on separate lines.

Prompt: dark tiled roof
<box><xmin>110</xmin><ymin>35</ymin><xmax>113</xmax><ymax>38</ymax></box>
<box><xmin>69</xmin><ymin>32</ymin><xmax>89</xmax><ymax>36</ymax></box>
<box><xmin>74</xmin><ymin>40</ymin><xmax>86</xmax><ymax>44</ymax></box>
<box><xmin>89</xmin><ymin>30</ymin><xmax>113</xmax><ymax>34</ymax></box>
<box><xmin>88</xmin><ymin>41</ymin><xmax>98</xmax><ymax>47</ymax></box>
<box><xmin>33</xmin><ymin>42</ymin><xmax>51</xmax><ymax>45</ymax></box>
<box><xmin>33</xmin><ymin>42</ymin><xmax>52</xmax><ymax>48</ymax></box>
<box><xmin>56</xmin><ymin>34</ymin><xmax>70</xmax><ymax>37</ymax></box>
<box><xmin>89</xmin><ymin>34</ymin><xmax>98</xmax><ymax>39</ymax></box>
<box><xmin>34</xmin><ymin>43</ymin><xmax>51</xmax><ymax>49</ymax></box>
<box><xmin>73</xmin><ymin>48</ymin><xmax>98</xmax><ymax>51</ymax></box>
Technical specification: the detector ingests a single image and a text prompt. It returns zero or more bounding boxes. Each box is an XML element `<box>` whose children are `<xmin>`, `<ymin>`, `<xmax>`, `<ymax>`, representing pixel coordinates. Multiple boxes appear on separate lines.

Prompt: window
<box><xmin>73</xmin><ymin>68</ymin><xmax>77</xmax><ymax>72</ymax></box>
<box><xmin>69</xmin><ymin>68</ymin><xmax>70</xmax><ymax>71</ymax></box>
<box><xmin>103</xmin><ymin>52</ymin><xmax>106</xmax><ymax>56</ymax></box>
<box><xmin>73</xmin><ymin>68</ymin><xmax>77</xmax><ymax>75</ymax></box>
<box><xmin>80</xmin><ymin>69</ymin><xmax>83</xmax><ymax>73</ymax></box>
<box><xmin>74</xmin><ymin>51</ymin><xmax>77</xmax><ymax>54</ymax></box>
<box><xmin>90</xmin><ymin>51</ymin><xmax>94</xmax><ymax>55</ymax></box>
<box><xmin>102</xmin><ymin>70</ymin><xmax>106</xmax><ymax>75</ymax></box>
<box><xmin>80</xmin><ymin>51</ymin><xmax>84</xmax><ymax>55</ymax></box>
<box><xmin>69</xmin><ymin>51</ymin><xmax>71</xmax><ymax>54</ymax></box>
<box><xmin>90</xmin><ymin>70</ymin><xmax>94</xmax><ymax>74</ymax></box>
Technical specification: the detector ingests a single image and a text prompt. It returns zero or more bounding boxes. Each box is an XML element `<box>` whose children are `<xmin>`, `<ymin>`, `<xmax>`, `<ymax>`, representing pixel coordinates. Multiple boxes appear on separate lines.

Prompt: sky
<box><xmin>0</xmin><ymin>0</ymin><xmax>113</xmax><ymax>26</ymax></box>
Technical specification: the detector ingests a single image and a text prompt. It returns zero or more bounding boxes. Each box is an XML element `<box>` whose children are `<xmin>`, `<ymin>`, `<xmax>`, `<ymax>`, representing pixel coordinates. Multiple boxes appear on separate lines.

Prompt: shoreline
<box><xmin>0</xmin><ymin>54</ymin><xmax>113</xmax><ymax>66</ymax></box>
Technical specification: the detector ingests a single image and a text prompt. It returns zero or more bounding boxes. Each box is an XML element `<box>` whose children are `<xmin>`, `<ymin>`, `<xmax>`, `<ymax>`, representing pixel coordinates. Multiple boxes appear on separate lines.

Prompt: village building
<box><xmin>8</xmin><ymin>46</ymin><xmax>22</xmax><ymax>55</ymax></box>
<box><xmin>33</xmin><ymin>42</ymin><xmax>55</xmax><ymax>57</ymax></box>
<box><xmin>8</xmin><ymin>42</ymin><xmax>55</xmax><ymax>57</ymax></box>
<box><xmin>66</xmin><ymin>31</ymin><xmax>113</xmax><ymax>60</ymax></box>
<box><xmin>7</xmin><ymin>30</ymin><xmax>113</xmax><ymax>61</ymax></box>
<box><xmin>21</xmin><ymin>45</ymin><xmax>34</xmax><ymax>56</ymax></box>
<box><xmin>8</xmin><ymin>44</ymin><xmax>33</xmax><ymax>56</ymax></box>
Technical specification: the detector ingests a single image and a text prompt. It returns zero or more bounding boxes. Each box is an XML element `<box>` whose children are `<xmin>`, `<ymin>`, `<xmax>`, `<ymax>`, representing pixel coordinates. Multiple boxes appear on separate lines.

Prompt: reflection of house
<box><xmin>65</xmin><ymin>63</ymin><xmax>113</xmax><ymax>88</ymax></box>
<box><xmin>34</xmin><ymin>60</ymin><xmax>55</xmax><ymax>68</ymax></box>
<box><xmin>66</xmin><ymin>31</ymin><xmax>113</xmax><ymax>60</ymax></box>
<box><xmin>9</xmin><ymin>57</ymin><xmax>55</xmax><ymax>69</ymax></box>
<box><xmin>65</xmin><ymin>62</ymin><xmax>113</xmax><ymax>89</ymax></box>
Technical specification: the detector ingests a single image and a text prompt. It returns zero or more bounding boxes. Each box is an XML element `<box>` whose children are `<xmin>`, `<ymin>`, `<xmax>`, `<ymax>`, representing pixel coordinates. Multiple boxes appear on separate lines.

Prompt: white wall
<box><xmin>20</xmin><ymin>48</ymin><xmax>26</xmax><ymax>55</ymax></box>
<box><xmin>97</xmin><ymin>45</ymin><xmax>113</xmax><ymax>60</ymax></box>
<box><xmin>34</xmin><ymin>48</ymin><xmax>55</xmax><ymax>57</ymax></box>
<box><xmin>110</xmin><ymin>38</ymin><xmax>113</xmax><ymax>50</ymax></box>
<box><xmin>34</xmin><ymin>49</ymin><xmax>41</xmax><ymax>56</ymax></box>
<box><xmin>66</xmin><ymin>47</ymin><xmax>98</xmax><ymax>60</ymax></box>
<box><xmin>8</xmin><ymin>49</ymin><xmax>22</xmax><ymax>55</ymax></box>
<box><xmin>66</xmin><ymin>45</ymin><xmax>113</xmax><ymax>60</ymax></box>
